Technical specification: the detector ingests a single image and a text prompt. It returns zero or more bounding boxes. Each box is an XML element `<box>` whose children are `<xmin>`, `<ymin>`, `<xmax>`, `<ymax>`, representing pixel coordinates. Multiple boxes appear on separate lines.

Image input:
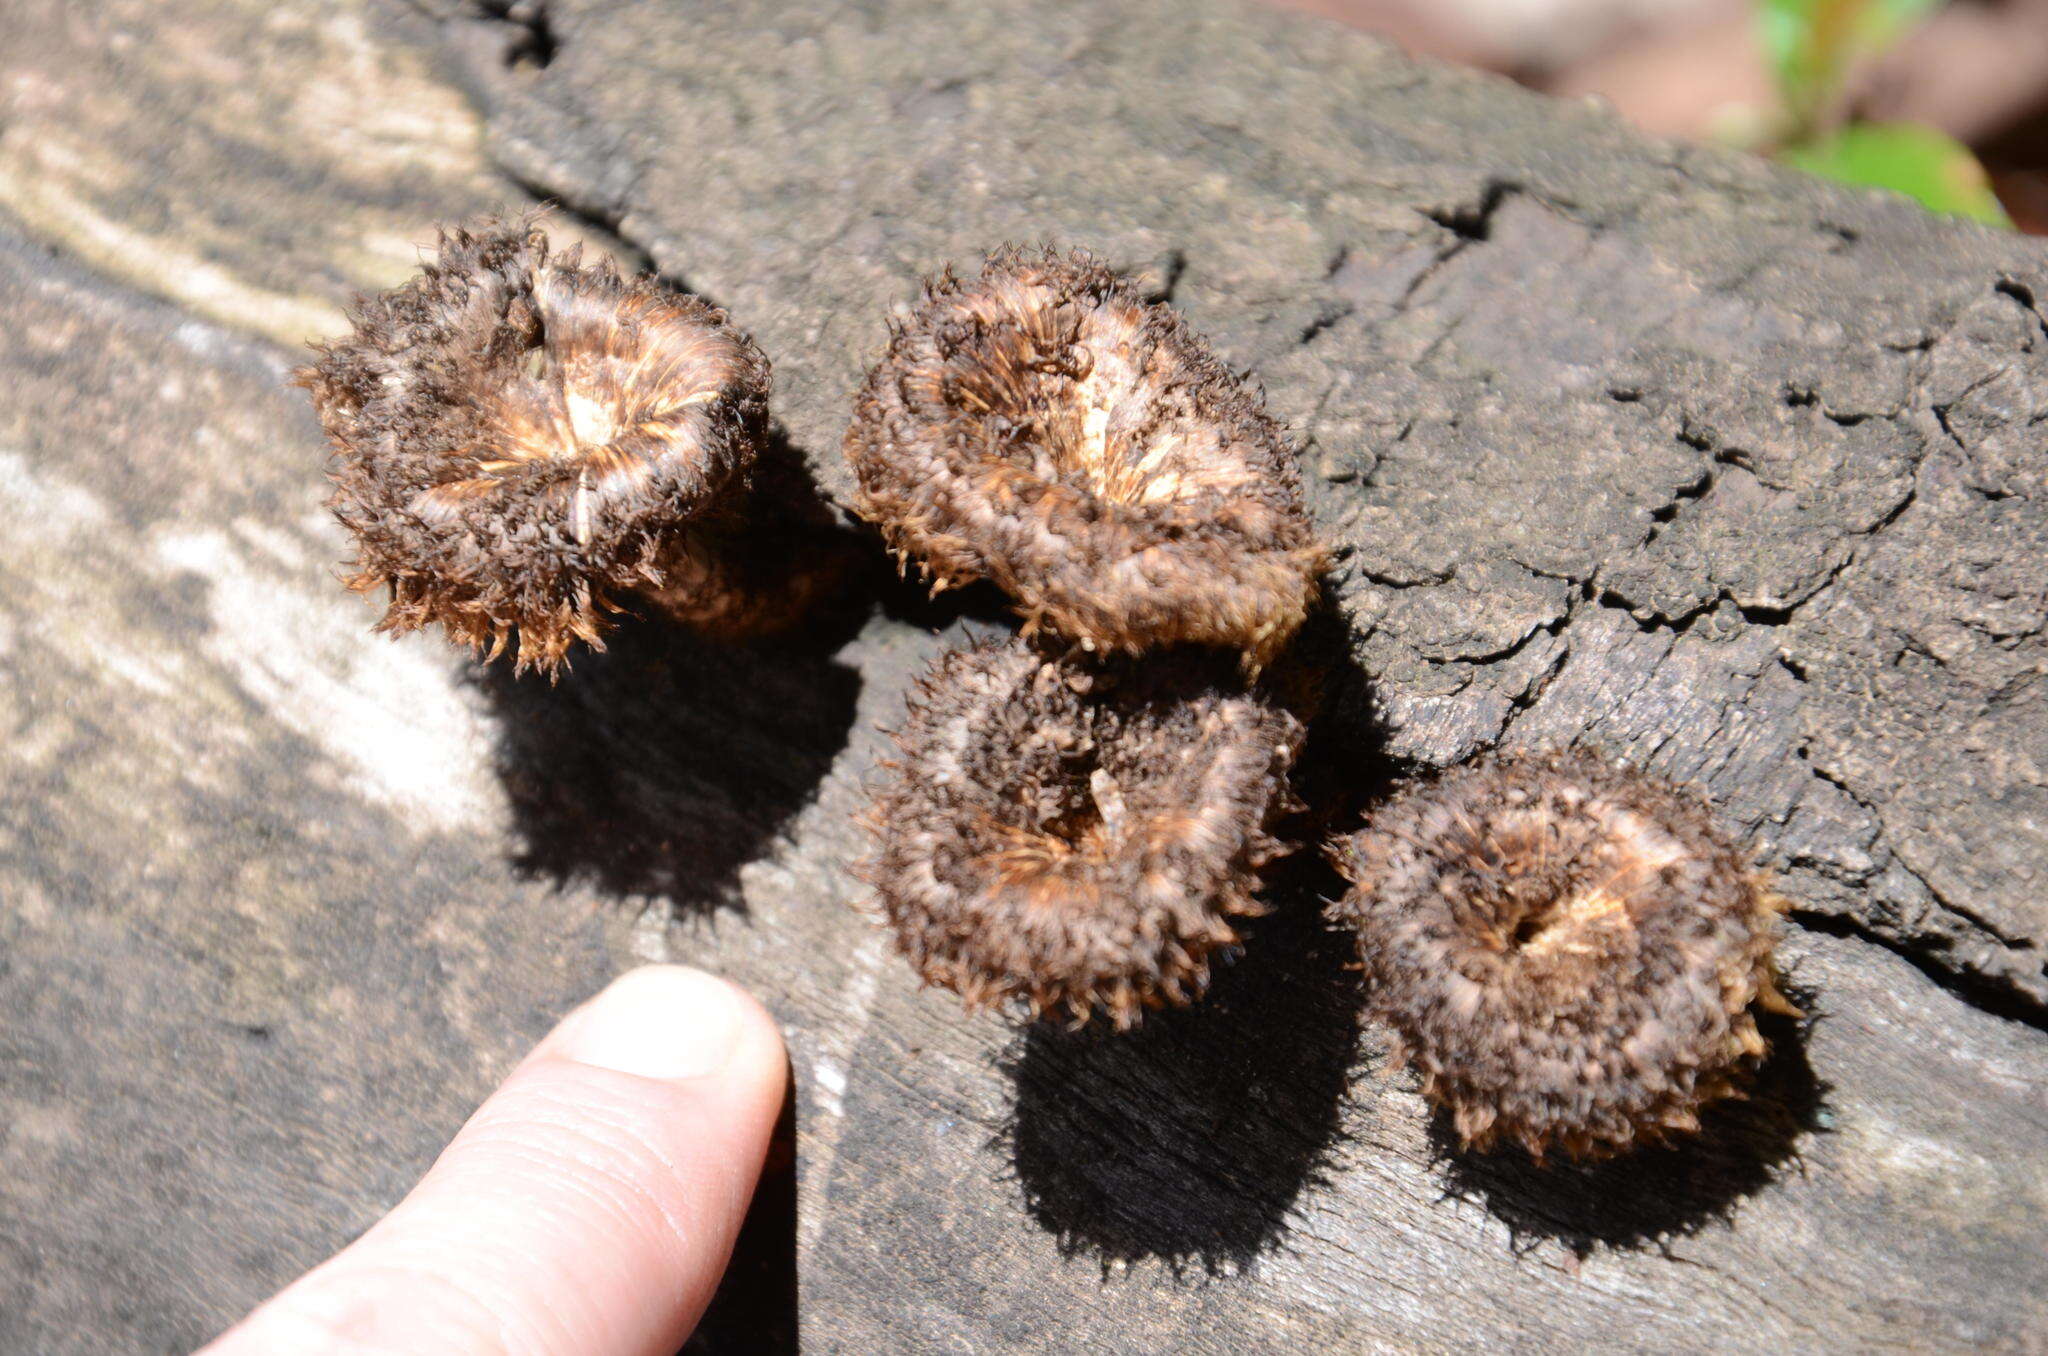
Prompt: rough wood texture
<box><xmin>0</xmin><ymin>0</ymin><xmax>636</xmax><ymax>347</ymax></box>
<box><xmin>1</xmin><ymin>0</ymin><xmax>2044</xmax><ymax>1350</ymax></box>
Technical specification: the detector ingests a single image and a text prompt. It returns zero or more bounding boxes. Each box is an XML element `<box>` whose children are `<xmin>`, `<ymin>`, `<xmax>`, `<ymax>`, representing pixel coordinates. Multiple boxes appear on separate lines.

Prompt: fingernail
<box><xmin>551</xmin><ymin>966</ymin><xmax>746</xmax><ymax>1082</ymax></box>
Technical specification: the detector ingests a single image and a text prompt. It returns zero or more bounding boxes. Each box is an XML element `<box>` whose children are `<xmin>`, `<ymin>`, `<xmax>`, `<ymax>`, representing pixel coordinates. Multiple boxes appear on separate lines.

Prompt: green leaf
<box><xmin>1781</xmin><ymin>122</ymin><xmax>2012</xmax><ymax>227</ymax></box>
<box><xmin>1863</xmin><ymin>0</ymin><xmax>1944</xmax><ymax>46</ymax></box>
<box><xmin>1759</xmin><ymin>0</ymin><xmax>1944</xmax><ymax>134</ymax></box>
<box><xmin>1757</xmin><ymin>0</ymin><xmax>1807</xmax><ymax>79</ymax></box>
<box><xmin>1759</xmin><ymin>0</ymin><xmax>1821</xmax><ymax>120</ymax></box>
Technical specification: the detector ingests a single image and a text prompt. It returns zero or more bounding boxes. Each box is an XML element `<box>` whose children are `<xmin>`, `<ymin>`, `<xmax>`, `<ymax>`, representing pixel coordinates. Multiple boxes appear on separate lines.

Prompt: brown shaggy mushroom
<box><xmin>844</xmin><ymin>247</ymin><xmax>1326</xmax><ymax>672</ymax></box>
<box><xmin>865</xmin><ymin>637</ymin><xmax>1305</xmax><ymax>1028</ymax></box>
<box><xmin>1328</xmin><ymin>748</ymin><xmax>1795</xmax><ymax>1160</ymax></box>
<box><xmin>298</xmin><ymin>218</ymin><xmax>802</xmax><ymax>675</ymax></box>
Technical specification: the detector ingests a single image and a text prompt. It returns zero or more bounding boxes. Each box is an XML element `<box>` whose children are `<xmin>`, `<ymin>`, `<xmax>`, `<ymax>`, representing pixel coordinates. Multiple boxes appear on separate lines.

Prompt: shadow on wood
<box><xmin>998</xmin><ymin>616</ymin><xmax>1394</xmax><ymax>1273</ymax></box>
<box><xmin>687</xmin><ymin>1088</ymin><xmax>797</xmax><ymax>1354</ymax></box>
<box><xmin>472</xmin><ymin>415</ymin><xmax>878</xmax><ymax>913</ymax></box>
<box><xmin>476</xmin><ymin>611</ymin><xmax>863</xmax><ymax>913</ymax></box>
<box><xmin>868</xmin><ymin>551</ymin><xmax>1021</xmax><ymax>634</ymax></box>
<box><xmin>1429</xmin><ymin>996</ymin><xmax>1829</xmax><ymax>1257</ymax></box>
<box><xmin>1001</xmin><ymin>864</ymin><xmax>1371</xmax><ymax>1275</ymax></box>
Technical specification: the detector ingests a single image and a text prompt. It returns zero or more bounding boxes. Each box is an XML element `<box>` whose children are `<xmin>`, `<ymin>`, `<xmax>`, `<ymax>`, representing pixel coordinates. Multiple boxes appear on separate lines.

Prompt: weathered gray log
<box><xmin>0</xmin><ymin>0</ymin><xmax>643</xmax><ymax>346</ymax></box>
<box><xmin>1</xmin><ymin>0</ymin><xmax>2045</xmax><ymax>1350</ymax></box>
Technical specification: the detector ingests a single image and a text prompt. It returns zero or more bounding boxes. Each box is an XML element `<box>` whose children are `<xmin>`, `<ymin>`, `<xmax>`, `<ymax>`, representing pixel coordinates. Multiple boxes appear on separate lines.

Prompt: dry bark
<box><xmin>2</xmin><ymin>0</ymin><xmax>2045</xmax><ymax>1350</ymax></box>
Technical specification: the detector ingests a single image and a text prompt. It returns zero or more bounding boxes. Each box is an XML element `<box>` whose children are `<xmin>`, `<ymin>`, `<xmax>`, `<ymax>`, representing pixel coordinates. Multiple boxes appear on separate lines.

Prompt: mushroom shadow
<box><xmin>1002</xmin><ymin>861</ymin><xmax>1368</xmax><ymax>1275</ymax></box>
<box><xmin>1429</xmin><ymin>989</ymin><xmax>1830</xmax><ymax>1257</ymax></box>
<box><xmin>1002</xmin><ymin>612</ymin><xmax>1387</xmax><ymax>1273</ymax></box>
<box><xmin>686</xmin><ymin>1086</ymin><xmax>797</xmax><ymax>1354</ymax></box>
<box><xmin>868</xmin><ymin>548</ymin><xmax>1021</xmax><ymax>634</ymax></box>
<box><xmin>475</xmin><ymin>607</ymin><xmax>863</xmax><ymax>915</ymax></box>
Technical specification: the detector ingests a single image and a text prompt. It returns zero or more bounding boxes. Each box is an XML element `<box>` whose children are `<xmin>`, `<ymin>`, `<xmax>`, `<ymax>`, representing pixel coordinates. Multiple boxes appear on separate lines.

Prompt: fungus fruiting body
<box><xmin>1329</xmin><ymin>748</ymin><xmax>1792</xmax><ymax>1160</ymax></box>
<box><xmin>299</xmin><ymin>219</ymin><xmax>795</xmax><ymax>674</ymax></box>
<box><xmin>844</xmin><ymin>247</ymin><xmax>1325</xmax><ymax>670</ymax></box>
<box><xmin>867</xmin><ymin>638</ymin><xmax>1305</xmax><ymax>1028</ymax></box>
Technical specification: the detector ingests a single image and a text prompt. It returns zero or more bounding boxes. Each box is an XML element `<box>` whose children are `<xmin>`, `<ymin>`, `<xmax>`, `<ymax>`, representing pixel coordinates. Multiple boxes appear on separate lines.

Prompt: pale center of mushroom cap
<box><xmin>975</xmin><ymin>748</ymin><xmax>1145</xmax><ymax>915</ymax></box>
<box><xmin>1502</xmin><ymin>804</ymin><xmax>1685</xmax><ymax>957</ymax></box>
<box><xmin>979</xmin><ymin>292</ymin><xmax>1260</xmax><ymax>512</ymax></box>
<box><xmin>526</xmin><ymin>277</ymin><xmax>736</xmax><ymax>470</ymax></box>
<box><xmin>1057</xmin><ymin>351</ymin><xmax>1197</xmax><ymax>506</ymax></box>
<box><xmin>562</xmin><ymin>388</ymin><xmax>623</xmax><ymax>450</ymax></box>
<box><xmin>1072</xmin><ymin>311</ymin><xmax>1267</xmax><ymax>509</ymax></box>
<box><xmin>413</xmin><ymin>275</ymin><xmax>742</xmax><ymax>526</ymax></box>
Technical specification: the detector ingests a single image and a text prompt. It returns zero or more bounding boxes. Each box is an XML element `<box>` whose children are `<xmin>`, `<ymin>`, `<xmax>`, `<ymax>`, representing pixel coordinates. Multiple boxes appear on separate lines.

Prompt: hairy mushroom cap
<box><xmin>866</xmin><ymin>638</ymin><xmax>1305</xmax><ymax>1028</ymax></box>
<box><xmin>298</xmin><ymin>219</ymin><xmax>770</xmax><ymax>674</ymax></box>
<box><xmin>1328</xmin><ymin>748</ymin><xmax>1792</xmax><ymax>1160</ymax></box>
<box><xmin>844</xmin><ymin>247</ymin><xmax>1325</xmax><ymax>671</ymax></box>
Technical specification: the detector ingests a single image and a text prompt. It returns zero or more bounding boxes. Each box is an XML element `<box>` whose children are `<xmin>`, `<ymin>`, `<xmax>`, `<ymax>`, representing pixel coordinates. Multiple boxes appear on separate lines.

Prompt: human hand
<box><xmin>202</xmin><ymin>965</ymin><xmax>788</xmax><ymax>1355</ymax></box>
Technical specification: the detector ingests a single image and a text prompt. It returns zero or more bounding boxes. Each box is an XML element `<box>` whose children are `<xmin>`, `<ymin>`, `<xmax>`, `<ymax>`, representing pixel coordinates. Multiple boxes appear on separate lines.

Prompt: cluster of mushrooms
<box><xmin>302</xmin><ymin>219</ymin><xmax>1796</xmax><ymax>1161</ymax></box>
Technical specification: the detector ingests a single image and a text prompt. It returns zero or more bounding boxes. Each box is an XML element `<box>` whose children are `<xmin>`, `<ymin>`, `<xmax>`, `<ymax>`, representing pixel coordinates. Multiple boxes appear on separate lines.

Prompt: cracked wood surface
<box><xmin>1</xmin><ymin>0</ymin><xmax>2045</xmax><ymax>1351</ymax></box>
<box><xmin>446</xmin><ymin>0</ymin><xmax>2048</xmax><ymax>1014</ymax></box>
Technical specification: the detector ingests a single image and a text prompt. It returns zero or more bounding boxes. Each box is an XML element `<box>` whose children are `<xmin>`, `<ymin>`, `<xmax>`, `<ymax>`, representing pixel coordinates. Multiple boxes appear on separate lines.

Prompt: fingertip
<box><xmin>540</xmin><ymin>964</ymin><xmax>787</xmax><ymax>1096</ymax></box>
<box><xmin>203</xmin><ymin>966</ymin><xmax>790</xmax><ymax>1356</ymax></box>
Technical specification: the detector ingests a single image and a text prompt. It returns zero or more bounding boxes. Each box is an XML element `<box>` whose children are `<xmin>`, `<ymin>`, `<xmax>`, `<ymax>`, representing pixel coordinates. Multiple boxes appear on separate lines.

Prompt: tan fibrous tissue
<box><xmin>864</xmin><ymin>638</ymin><xmax>1304</xmax><ymax>1030</ymax></box>
<box><xmin>1328</xmin><ymin>747</ymin><xmax>1796</xmax><ymax>1160</ymax></box>
<box><xmin>298</xmin><ymin>217</ymin><xmax>808</xmax><ymax>676</ymax></box>
<box><xmin>844</xmin><ymin>245</ymin><xmax>1326</xmax><ymax>674</ymax></box>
